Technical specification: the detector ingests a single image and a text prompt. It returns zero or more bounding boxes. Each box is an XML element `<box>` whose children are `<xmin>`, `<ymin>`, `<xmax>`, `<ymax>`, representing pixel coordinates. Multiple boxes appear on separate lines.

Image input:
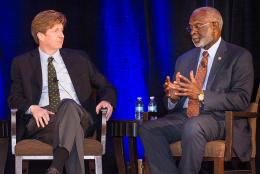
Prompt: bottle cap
<box><xmin>137</xmin><ymin>97</ymin><xmax>142</xmax><ymax>100</ymax></box>
<box><xmin>150</xmin><ymin>96</ymin><xmax>155</xmax><ymax>100</ymax></box>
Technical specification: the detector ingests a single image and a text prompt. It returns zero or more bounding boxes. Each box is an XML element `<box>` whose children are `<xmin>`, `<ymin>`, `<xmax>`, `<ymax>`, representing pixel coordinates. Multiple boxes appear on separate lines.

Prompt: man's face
<box><xmin>188</xmin><ymin>12</ymin><xmax>216</xmax><ymax>49</ymax></box>
<box><xmin>38</xmin><ymin>23</ymin><xmax>64</xmax><ymax>51</ymax></box>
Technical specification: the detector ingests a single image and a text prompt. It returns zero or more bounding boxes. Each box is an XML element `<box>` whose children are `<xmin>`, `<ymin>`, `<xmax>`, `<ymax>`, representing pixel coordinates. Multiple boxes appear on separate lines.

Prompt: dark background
<box><xmin>1</xmin><ymin>0</ymin><xmax>260</xmax><ymax>173</ymax></box>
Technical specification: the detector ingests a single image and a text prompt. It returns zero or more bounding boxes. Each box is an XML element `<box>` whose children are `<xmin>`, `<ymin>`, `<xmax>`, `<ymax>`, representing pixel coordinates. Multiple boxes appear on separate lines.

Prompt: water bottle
<box><xmin>135</xmin><ymin>97</ymin><xmax>144</xmax><ymax>120</ymax></box>
<box><xmin>148</xmin><ymin>96</ymin><xmax>157</xmax><ymax>120</ymax></box>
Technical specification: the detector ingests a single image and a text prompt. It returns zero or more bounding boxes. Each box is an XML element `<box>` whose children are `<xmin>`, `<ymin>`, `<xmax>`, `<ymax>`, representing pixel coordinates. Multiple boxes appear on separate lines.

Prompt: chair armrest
<box><xmin>100</xmin><ymin>108</ymin><xmax>108</xmax><ymax>155</ymax></box>
<box><xmin>224</xmin><ymin>111</ymin><xmax>259</xmax><ymax>161</ymax></box>
<box><xmin>11</xmin><ymin>109</ymin><xmax>18</xmax><ymax>155</ymax></box>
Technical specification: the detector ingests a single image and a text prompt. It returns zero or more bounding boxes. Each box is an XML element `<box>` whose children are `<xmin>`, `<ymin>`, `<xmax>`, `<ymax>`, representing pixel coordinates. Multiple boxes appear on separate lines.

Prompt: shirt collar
<box><xmin>38</xmin><ymin>48</ymin><xmax>62</xmax><ymax>63</ymax></box>
<box><xmin>200</xmin><ymin>37</ymin><xmax>221</xmax><ymax>58</ymax></box>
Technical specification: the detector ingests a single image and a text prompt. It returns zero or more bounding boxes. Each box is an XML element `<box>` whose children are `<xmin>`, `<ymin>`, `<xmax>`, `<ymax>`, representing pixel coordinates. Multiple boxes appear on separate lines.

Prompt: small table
<box><xmin>110</xmin><ymin>114</ymin><xmax>150</xmax><ymax>174</ymax></box>
<box><xmin>0</xmin><ymin>120</ymin><xmax>8</xmax><ymax>174</ymax></box>
<box><xmin>110</xmin><ymin>120</ymin><xmax>139</xmax><ymax>174</ymax></box>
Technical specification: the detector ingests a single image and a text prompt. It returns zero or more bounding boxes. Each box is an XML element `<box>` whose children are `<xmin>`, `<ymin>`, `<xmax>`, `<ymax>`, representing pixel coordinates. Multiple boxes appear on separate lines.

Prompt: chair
<box><xmin>11</xmin><ymin>108</ymin><xmax>108</xmax><ymax>174</ymax></box>
<box><xmin>170</xmin><ymin>83</ymin><xmax>260</xmax><ymax>174</ymax></box>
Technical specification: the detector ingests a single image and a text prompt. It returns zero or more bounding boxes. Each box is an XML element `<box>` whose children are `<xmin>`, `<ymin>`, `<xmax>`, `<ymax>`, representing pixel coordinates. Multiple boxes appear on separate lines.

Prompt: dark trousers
<box><xmin>139</xmin><ymin>112</ymin><xmax>225</xmax><ymax>174</ymax></box>
<box><xmin>26</xmin><ymin>99</ymin><xmax>92</xmax><ymax>174</ymax></box>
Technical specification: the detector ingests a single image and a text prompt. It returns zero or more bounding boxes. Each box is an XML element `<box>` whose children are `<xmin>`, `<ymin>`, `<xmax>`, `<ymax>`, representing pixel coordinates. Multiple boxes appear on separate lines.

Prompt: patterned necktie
<box><xmin>187</xmin><ymin>51</ymin><xmax>208</xmax><ymax>117</ymax></box>
<box><xmin>48</xmin><ymin>57</ymin><xmax>60</xmax><ymax>112</ymax></box>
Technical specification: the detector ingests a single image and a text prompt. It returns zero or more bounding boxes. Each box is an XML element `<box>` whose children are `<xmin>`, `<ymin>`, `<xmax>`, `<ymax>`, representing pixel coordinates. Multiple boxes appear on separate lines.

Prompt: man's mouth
<box><xmin>192</xmin><ymin>37</ymin><xmax>200</xmax><ymax>43</ymax></box>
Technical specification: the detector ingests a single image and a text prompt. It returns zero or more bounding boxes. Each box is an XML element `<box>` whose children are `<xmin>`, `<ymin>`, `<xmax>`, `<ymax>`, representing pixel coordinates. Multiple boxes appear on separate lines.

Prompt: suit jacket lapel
<box><xmin>206</xmin><ymin>39</ymin><xmax>227</xmax><ymax>89</ymax></box>
<box><xmin>60</xmin><ymin>49</ymin><xmax>80</xmax><ymax>92</ymax></box>
<box><xmin>192</xmin><ymin>48</ymin><xmax>201</xmax><ymax>75</ymax></box>
<box><xmin>30</xmin><ymin>49</ymin><xmax>42</xmax><ymax>89</ymax></box>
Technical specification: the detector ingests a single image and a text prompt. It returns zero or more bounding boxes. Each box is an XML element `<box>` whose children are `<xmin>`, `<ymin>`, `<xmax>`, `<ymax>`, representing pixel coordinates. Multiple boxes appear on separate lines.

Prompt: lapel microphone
<box><xmin>53</xmin><ymin>77</ymin><xmax>59</xmax><ymax>83</ymax></box>
<box><xmin>52</xmin><ymin>77</ymin><xmax>74</xmax><ymax>99</ymax></box>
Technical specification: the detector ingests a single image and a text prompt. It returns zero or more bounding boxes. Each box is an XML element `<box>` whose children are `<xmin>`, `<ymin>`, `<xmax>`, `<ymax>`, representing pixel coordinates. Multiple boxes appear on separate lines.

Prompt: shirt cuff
<box><xmin>25</xmin><ymin>105</ymin><xmax>32</xmax><ymax>114</ymax></box>
<box><xmin>168</xmin><ymin>98</ymin><xmax>177</xmax><ymax>110</ymax></box>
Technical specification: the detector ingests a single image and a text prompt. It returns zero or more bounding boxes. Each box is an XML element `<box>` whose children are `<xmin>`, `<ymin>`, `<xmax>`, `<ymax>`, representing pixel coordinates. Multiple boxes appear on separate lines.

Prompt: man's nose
<box><xmin>190</xmin><ymin>28</ymin><xmax>198</xmax><ymax>35</ymax></box>
<box><xmin>59</xmin><ymin>31</ymin><xmax>64</xmax><ymax>38</ymax></box>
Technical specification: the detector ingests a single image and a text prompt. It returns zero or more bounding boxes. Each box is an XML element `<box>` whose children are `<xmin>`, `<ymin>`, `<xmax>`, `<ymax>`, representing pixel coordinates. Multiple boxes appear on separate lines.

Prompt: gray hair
<box><xmin>193</xmin><ymin>7</ymin><xmax>223</xmax><ymax>31</ymax></box>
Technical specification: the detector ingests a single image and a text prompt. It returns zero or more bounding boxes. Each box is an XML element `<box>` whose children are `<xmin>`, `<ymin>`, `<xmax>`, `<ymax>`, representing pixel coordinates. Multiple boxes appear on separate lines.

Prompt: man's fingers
<box><xmin>169</xmin><ymin>89</ymin><xmax>174</xmax><ymax>95</ymax></box>
<box><xmin>43</xmin><ymin>112</ymin><xmax>50</xmax><ymax>122</ymax></box>
<box><xmin>168</xmin><ymin>83</ymin><xmax>175</xmax><ymax>88</ymax></box>
<box><xmin>175</xmin><ymin>92</ymin><xmax>189</xmax><ymax>96</ymax></box>
<box><xmin>36</xmin><ymin>118</ymin><xmax>40</xmax><ymax>128</ymax></box>
<box><xmin>42</xmin><ymin>115</ymin><xmax>49</xmax><ymax>126</ymax></box>
<box><xmin>48</xmin><ymin>111</ymin><xmax>55</xmax><ymax>116</ymax></box>
<box><xmin>190</xmin><ymin>71</ymin><xmax>196</xmax><ymax>83</ymax></box>
<box><xmin>176</xmin><ymin>87</ymin><xmax>189</xmax><ymax>92</ymax></box>
<box><xmin>104</xmin><ymin>105</ymin><xmax>112</xmax><ymax>118</ymax></box>
<box><xmin>175</xmin><ymin>81</ymin><xmax>189</xmax><ymax>89</ymax></box>
<box><xmin>164</xmin><ymin>86</ymin><xmax>170</xmax><ymax>91</ymax></box>
<box><xmin>42</xmin><ymin>110</ymin><xmax>50</xmax><ymax>121</ymax></box>
<box><xmin>176</xmin><ymin>72</ymin><xmax>181</xmax><ymax>82</ymax></box>
<box><xmin>106</xmin><ymin>106</ymin><xmax>113</xmax><ymax>120</ymax></box>
<box><xmin>166</xmin><ymin>75</ymin><xmax>171</xmax><ymax>82</ymax></box>
<box><xmin>165</xmin><ymin>75</ymin><xmax>172</xmax><ymax>87</ymax></box>
<box><xmin>38</xmin><ymin>117</ymin><xmax>45</xmax><ymax>128</ymax></box>
<box><xmin>96</xmin><ymin>105</ymin><xmax>101</xmax><ymax>114</ymax></box>
<box><xmin>178</xmin><ymin>75</ymin><xmax>191</xmax><ymax>83</ymax></box>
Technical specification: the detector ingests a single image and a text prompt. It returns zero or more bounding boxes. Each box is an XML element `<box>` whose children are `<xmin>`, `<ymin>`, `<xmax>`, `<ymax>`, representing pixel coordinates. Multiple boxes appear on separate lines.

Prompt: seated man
<box><xmin>8</xmin><ymin>10</ymin><xmax>117</xmax><ymax>174</ymax></box>
<box><xmin>139</xmin><ymin>6</ymin><xmax>254</xmax><ymax>174</ymax></box>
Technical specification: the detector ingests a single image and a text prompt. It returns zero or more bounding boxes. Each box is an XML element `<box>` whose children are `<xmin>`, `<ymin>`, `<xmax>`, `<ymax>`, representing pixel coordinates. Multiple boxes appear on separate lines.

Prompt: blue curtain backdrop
<box><xmin>0</xmin><ymin>1</ymin><xmax>24</xmax><ymax>120</ymax></box>
<box><xmin>97</xmin><ymin>0</ymin><xmax>149</xmax><ymax>120</ymax></box>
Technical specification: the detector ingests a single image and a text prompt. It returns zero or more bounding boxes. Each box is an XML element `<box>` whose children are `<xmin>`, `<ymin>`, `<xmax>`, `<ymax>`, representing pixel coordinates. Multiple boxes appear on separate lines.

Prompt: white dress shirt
<box><xmin>37</xmin><ymin>48</ymin><xmax>80</xmax><ymax>108</ymax></box>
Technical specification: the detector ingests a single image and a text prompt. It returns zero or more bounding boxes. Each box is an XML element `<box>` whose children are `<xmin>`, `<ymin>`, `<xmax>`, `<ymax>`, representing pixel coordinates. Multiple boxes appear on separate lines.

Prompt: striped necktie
<box><xmin>187</xmin><ymin>51</ymin><xmax>208</xmax><ymax>117</ymax></box>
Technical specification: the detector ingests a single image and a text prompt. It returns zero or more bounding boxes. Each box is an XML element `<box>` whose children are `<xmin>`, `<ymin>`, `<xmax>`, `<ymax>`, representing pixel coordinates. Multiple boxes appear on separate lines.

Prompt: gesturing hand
<box><xmin>31</xmin><ymin>105</ymin><xmax>54</xmax><ymax>128</ymax></box>
<box><xmin>164</xmin><ymin>72</ymin><xmax>181</xmax><ymax>102</ymax></box>
<box><xmin>174</xmin><ymin>71</ymin><xmax>203</xmax><ymax>100</ymax></box>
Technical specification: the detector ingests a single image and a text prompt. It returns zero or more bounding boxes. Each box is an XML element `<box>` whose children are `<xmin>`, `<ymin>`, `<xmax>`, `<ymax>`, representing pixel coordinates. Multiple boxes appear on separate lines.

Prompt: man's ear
<box><xmin>37</xmin><ymin>32</ymin><xmax>45</xmax><ymax>42</ymax></box>
<box><xmin>212</xmin><ymin>22</ymin><xmax>220</xmax><ymax>33</ymax></box>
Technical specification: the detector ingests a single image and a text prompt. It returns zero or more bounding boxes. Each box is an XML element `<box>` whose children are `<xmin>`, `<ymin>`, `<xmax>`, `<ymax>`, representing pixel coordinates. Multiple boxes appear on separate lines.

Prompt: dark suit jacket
<box><xmin>8</xmin><ymin>48</ymin><xmax>117</xmax><ymax>141</ymax></box>
<box><xmin>166</xmin><ymin>39</ymin><xmax>254</xmax><ymax>161</ymax></box>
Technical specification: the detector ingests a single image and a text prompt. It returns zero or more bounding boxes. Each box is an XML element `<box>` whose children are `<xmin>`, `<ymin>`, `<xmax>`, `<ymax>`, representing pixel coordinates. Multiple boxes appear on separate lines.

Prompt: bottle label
<box><xmin>148</xmin><ymin>106</ymin><xmax>157</xmax><ymax>112</ymax></box>
<box><xmin>135</xmin><ymin>106</ymin><xmax>143</xmax><ymax>112</ymax></box>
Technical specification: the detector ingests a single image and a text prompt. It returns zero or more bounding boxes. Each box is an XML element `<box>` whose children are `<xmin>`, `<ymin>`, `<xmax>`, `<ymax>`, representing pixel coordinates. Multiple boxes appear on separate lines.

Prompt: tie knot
<box><xmin>48</xmin><ymin>57</ymin><xmax>54</xmax><ymax>64</ymax></box>
<box><xmin>202</xmin><ymin>51</ymin><xmax>209</xmax><ymax>58</ymax></box>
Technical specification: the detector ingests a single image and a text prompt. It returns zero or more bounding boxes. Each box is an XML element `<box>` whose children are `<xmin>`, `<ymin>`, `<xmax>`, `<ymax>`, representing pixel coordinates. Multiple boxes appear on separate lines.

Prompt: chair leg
<box><xmin>88</xmin><ymin>160</ymin><xmax>95</xmax><ymax>174</ymax></box>
<box><xmin>250</xmin><ymin>158</ymin><xmax>256</xmax><ymax>174</ymax></box>
<box><xmin>95</xmin><ymin>156</ymin><xmax>102</xmax><ymax>174</ymax></box>
<box><xmin>16</xmin><ymin>156</ymin><xmax>23</xmax><ymax>174</ymax></box>
<box><xmin>22</xmin><ymin>160</ymin><xmax>29</xmax><ymax>174</ymax></box>
<box><xmin>214</xmin><ymin>157</ymin><xmax>224</xmax><ymax>174</ymax></box>
<box><xmin>143</xmin><ymin>159</ymin><xmax>150</xmax><ymax>174</ymax></box>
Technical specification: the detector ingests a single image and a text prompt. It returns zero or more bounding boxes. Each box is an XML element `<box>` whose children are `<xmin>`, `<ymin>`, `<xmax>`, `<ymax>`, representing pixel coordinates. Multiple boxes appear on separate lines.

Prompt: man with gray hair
<box><xmin>139</xmin><ymin>7</ymin><xmax>253</xmax><ymax>174</ymax></box>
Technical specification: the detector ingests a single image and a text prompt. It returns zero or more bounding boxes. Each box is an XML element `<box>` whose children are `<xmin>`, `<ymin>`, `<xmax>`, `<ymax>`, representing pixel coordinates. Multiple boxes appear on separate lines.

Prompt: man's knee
<box><xmin>56</xmin><ymin>99</ymin><xmax>81</xmax><ymax>122</ymax></box>
<box><xmin>140</xmin><ymin>120</ymin><xmax>168</xmax><ymax>141</ymax></box>
<box><xmin>139</xmin><ymin>121</ymin><xmax>158</xmax><ymax>139</ymax></box>
<box><xmin>182</xmin><ymin>118</ymin><xmax>204</xmax><ymax>139</ymax></box>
